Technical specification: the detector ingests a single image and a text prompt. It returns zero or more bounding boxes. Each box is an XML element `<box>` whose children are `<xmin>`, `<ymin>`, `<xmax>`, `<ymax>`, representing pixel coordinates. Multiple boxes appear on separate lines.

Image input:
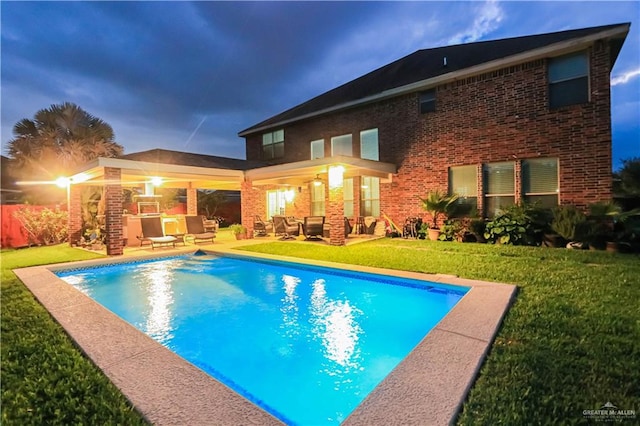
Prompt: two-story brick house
<box><xmin>62</xmin><ymin>23</ymin><xmax>630</xmax><ymax>254</ymax></box>
<box><xmin>237</xmin><ymin>22</ymin><xmax>630</xmax><ymax>244</ymax></box>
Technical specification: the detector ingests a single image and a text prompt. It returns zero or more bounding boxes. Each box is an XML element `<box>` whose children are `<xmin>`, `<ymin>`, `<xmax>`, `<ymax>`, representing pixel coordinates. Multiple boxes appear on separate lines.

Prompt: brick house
<box><xmin>239</xmin><ymin>22</ymin><xmax>629</xmax><ymax>231</ymax></box>
<box><xmin>64</xmin><ymin>23</ymin><xmax>630</xmax><ymax>254</ymax></box>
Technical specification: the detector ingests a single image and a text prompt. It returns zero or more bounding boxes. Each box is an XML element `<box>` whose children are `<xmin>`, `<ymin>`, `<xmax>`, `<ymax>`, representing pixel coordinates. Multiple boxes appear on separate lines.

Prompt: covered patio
<box><xmin>64</xmin><ymin>150</ymin><xmax>396</xmax><ymax>255</ymax></box>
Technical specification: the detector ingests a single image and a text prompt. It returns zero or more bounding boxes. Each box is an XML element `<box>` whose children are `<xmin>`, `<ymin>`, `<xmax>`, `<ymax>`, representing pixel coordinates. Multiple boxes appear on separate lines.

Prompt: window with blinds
<box><xmin>360</xmin><ymin>129</ymin><xmax>379</xmax><ymax>161</ymax></box>
<box><xmin>483</xmin><ymin>162</ymin><xmax>515</xmax><ymax>217</ymax></box>
<box><xmin>523</xmin><ymin>158</ymin><xmax>559</xmax><ymax>208</ymax></box>
<box><xmin>449</xmin><ymin>165</ymin><xmax>478</xmax><ymax>216</ymax></box>
<box><xmin>549</xmin><ymin>51</ymin><xmax>589</xmax><ymax>109</ymax></box>
<box><xmin>310</xmin><ymin>139</ymin><xmax>324</xmax><ymax>160</ymax></box>
<box><xmin>331</xmin><ymin>134</ymin><xmax>353</xmax><ymax>157</ymax></box>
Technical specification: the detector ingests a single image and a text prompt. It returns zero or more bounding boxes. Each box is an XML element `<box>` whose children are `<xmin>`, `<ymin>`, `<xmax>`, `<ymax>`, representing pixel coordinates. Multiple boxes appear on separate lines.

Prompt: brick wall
<box><xmin>244</xmin><ymin>43</ymin><xmax>614</xmax><ymax>224</ymax></box>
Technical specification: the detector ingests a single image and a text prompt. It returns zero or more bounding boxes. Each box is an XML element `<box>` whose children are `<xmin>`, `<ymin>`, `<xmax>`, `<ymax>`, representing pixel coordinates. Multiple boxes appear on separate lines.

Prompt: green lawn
<box><xmin>239</xmin><ymin>239</ymin><xmax>640</xmax><ymax>424</ymax></box>
<box><xmin>1</xmin><ymin>246</ymin><xmax>148</xmax><ymax>425</ymax></box>
<box><xmin>2</xmin><ymin>240</ymin><xmax>639</xmax><ymax>425</ymax></box>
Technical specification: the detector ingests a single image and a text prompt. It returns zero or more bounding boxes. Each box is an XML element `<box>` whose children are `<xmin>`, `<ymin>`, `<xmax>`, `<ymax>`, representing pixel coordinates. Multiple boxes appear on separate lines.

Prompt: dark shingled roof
<box><xmin>239</xmin><ymin>23</ymin><xmax>628</xmax><ymax>136</ymax></box>
<box><xmin>118</xmin><ymin>149</ymin><xmax>263</xmax><ymax>170</ymax></box>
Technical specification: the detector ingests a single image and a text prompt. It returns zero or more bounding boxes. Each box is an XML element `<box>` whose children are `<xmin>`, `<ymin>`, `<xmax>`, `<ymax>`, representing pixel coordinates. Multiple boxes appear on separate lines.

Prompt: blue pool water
<box><xmin>57</xmin><ymin>253</ymin><xmax>467</xmax><ymax>425</ymax></box>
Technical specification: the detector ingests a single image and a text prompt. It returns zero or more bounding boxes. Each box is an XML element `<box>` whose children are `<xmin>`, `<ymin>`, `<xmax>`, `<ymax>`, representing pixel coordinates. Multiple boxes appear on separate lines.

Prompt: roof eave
<box><xmin>238</xmin><ymin>24</ymin><xmax>630</xmax><ymax>137</ymax></box>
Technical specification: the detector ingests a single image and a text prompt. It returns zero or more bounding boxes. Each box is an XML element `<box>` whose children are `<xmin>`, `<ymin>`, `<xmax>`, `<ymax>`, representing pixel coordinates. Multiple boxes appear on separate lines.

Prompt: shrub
<box><xmin>551</xmin><ymin>205</ymin><xmax>587</xmax><ymax>241</ymax></box>
<box><xmin>484</xmin><ymin>204</ymin><xmax>550</xmax><ymax>245</ymax></box>
<box><xmin>13</xmin><ymin>206</ymin><xmax>68</xmax><ymax>246</ymax></box>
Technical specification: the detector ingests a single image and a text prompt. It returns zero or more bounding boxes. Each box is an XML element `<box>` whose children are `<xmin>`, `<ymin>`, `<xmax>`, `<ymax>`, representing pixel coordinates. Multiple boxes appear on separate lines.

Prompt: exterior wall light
<box><xmin>284</xmin><ymin>189</ymin><xmax>295</xmax><ymax>202</ymax></box>
<box><xmin>328</xmin><ymin>165</ymin><xmax>345</xmax><ymax>189</ymax></box>
<box><xmin>55</xmin><ymin>177</ymin><xmax>71</xmax><ymax>188</ymax></box>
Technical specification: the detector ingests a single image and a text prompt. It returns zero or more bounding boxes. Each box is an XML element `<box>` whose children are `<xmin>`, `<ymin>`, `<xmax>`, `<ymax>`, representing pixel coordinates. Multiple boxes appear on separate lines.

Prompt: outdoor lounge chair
<box><xmin>185</xmin><ymin>215</ymin><xmax>216</xmax><ymax>244</ymax></box>
<box><xmin>272</xmin><ymin>215</ymin><xmax>299</xmax><ymax>240</ymax></box>
<box><xmin>138</xmin><ymin>216</ymin><xmax>178</xmax><ymax>249</ymax></box>
<box><xmin>303</xmin><ymin>216</ymin><xmax>325</xmax><ymax>240</ymax></box>
<box><xmin>344</xmin><ymin>217</ymin><xmax>353</xmax><ymax>237</ymax></box>
<box><xmin>254</xmin><ymin>216</ymin><xmax>271</xmax><ymax>237</ymax></box>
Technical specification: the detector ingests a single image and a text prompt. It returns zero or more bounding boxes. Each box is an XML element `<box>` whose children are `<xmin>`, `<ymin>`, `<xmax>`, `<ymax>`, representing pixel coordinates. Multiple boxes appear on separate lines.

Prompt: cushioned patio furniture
<box><xmin>272</xmin><ymin>215</ymin><xmax>299</xmax><ymax>240</ymax></box>
<box><xmin>138</xmin><ymin>216</ymin><xmax>178</xmax><ymax>249</ymax></box>
<box><xmin>254</xmin><ymin>216</ymin><xmax>271</xmax><ymax>237</ymax></box>
<box><xmin>303</xmin><ymin>216</ymin><xmax>325</xmax><ymax>240</ymax></box>
<box><xmin>185</xmin><ymin>215</ymin><xmax>216</xmax><ymax>244</ymax></box>
<box><xmin>344</xmin><ymin>217</ymin><xmax>353</xmax><ymax>238</ymax></box>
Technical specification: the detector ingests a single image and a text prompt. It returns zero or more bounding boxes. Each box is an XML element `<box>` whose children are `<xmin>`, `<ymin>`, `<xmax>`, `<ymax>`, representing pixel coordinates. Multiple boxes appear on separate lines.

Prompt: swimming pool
<box><xmin>56</xmin><ymin>252</ymin><xmax>468</xmax><ymax>425</ymax></box>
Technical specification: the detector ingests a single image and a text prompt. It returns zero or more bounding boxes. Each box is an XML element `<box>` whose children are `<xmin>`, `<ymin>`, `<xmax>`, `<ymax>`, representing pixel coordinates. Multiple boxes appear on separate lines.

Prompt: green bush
<box><xmin>484</xmin><ymin>204</ymin><xmax>550</xmax><ymax>245</ymax></box>
<box><xmin>551</xmin><ymin>205</ymin><xmax>587</xmax><ymax>241</ymax></box>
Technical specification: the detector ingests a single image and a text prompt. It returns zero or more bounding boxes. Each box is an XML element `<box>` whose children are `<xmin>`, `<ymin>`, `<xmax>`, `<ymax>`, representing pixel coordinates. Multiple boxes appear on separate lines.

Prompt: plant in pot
<box><xmin>229</xmin><ymin>223</ymin><xmax>248</xmax><ymax>240</ymax></box>
<box><xmin>550</xmin><ymin>205</ymin><xmax>587</xmax><ymax>248</ymax></box>
<box><xmin>419</xmin><ymin>190</ymin><xmax>459</xmax><ymax>241</ymax></box>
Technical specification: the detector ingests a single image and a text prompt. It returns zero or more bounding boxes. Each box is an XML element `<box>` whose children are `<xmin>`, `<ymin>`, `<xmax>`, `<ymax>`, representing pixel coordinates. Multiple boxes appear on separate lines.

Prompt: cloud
<box><xmin>448</xmin><ymin>0</ymin><xmax>504</xmax><ymax>44</ymax></box>
<box><xmin>611</xmin><ymin>68</ymin><xmax>640</xmax><ymax>86</ymax></box>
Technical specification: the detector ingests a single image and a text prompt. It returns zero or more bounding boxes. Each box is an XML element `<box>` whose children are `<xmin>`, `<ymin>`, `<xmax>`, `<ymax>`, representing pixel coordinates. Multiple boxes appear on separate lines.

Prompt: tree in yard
<box><xmin>5</xmin><ymin>102</ymin><xmax>124</xmax><ymax>203</ymax></box>
<box><xmin>197</xmin><ymin>190</ymin><xmax>227</xmax><ymax>220</ymax></box>
<box><xmin>614</xmin><ymin>157</ymin><xmax>640</xmax><ymax>197</ymax></box>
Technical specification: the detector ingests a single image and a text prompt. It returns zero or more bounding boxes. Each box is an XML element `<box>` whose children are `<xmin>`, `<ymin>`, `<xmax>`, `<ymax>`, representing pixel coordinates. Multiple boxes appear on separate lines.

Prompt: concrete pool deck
<box><xmin>14</xmin><ymin>246</ymin><xmax>516</xmax><ymax>425</ymax></box>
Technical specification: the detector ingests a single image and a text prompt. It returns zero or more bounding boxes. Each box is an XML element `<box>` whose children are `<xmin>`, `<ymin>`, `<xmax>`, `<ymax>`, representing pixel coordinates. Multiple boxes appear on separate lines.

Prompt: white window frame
<box><xmin>360</xmin><ymin>128</ymin><xmax>379</xmax><ymax>161</ymax></box>
<box><xmin>310</xmin><ymin>139</ymin><xmax>324</xmax><ymax>160</ymax></box>
<box><xmin>331</xmin><ymin>134</ymin><xmax>352</xmax><ymax>157</ymax></box>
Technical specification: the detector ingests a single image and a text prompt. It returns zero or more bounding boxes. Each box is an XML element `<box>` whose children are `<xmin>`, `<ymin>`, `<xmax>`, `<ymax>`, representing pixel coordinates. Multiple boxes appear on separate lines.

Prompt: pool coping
<box><xmin>14</xmin><ymin>247</ymin><xmax>516</xmax><ymax>425</ymax></box>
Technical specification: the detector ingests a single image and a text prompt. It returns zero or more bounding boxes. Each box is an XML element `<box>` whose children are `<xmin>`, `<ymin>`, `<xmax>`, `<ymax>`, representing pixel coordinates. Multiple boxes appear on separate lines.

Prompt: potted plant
<box><xmin>229</xmin><ymin>223</ymin><xmax>248</xmax><ymax>240</ymax></box>
<box><xmin>419</xmin><ymin>190</ymin><xmax>458</xmax><ymax>241</ymax></box>
<box><xmin>550</xmin><ymin>205</ymin><xmax>586</xmax><ymax>248</ymax></box>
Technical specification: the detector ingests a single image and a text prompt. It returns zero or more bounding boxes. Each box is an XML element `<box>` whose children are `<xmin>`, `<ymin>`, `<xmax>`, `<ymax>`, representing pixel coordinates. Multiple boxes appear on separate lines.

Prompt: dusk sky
<box><xmin>2</xmin><ymin>1</ymin><xmax>639</xmax><ymax>169</ymax></box>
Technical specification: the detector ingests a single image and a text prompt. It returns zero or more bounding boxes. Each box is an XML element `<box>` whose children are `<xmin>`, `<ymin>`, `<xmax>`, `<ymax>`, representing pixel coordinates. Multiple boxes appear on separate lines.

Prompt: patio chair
<box><xmin>303</xmin><ymin>216</ymin><xmax>325</xmax><ymax>240</ymax></box>
<box><xmin>344</xmin><ymin>217</ymin><xmax>353</xmax><ymax>238</ymax></box>
<box><xmin>138</xmin><ymin>216</ymin><xmax>178</xmax><ymax>249</ymax></box>
<box><xmin>185</xmin><ymin>215</ymin><xmax>216</xmax><ymax>244</ymax></box>
<box><xmin>254</xmin><ymin>216</ymin><xmax>271</xmax><ymax>237</ymax></box>
<box><xmin>272</xmin><ymin>215</ymin><xmax>299</xmax><ymax>240</ymax></box>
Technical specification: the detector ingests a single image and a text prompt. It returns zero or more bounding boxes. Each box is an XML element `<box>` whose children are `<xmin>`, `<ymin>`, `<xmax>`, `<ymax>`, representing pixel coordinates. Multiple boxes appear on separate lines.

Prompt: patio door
<box><xmin>267</xmin><ymin>190</ymin><xmax>287</xmax><ymax>219</ymax></box>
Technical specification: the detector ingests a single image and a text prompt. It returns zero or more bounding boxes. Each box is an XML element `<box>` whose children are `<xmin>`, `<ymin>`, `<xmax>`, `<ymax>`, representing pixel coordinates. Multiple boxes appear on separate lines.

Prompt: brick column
<box><xmin>352</xmin><ymin>176</ymin><xmax>362</xmax><ymax>220</ymax></box>
<box><xmin>68</xmin><ymin>184</ymin><xmax>83</xmax><ymax>246</ymax></box>
<box><xmin>240</xmin><ymin>179</ymin><xmax>256</xmax><ymax>238</ymax></box>
<box><xmin>186</xmin><ymin>186</ymin><xmax>198</xmax><ymax>215</ymax></box>
<box><xmin>104</xmin><ymin>167</ymin><xmax>123</xmax><ymax>256</ymax></box>
<box><xmin>328</xmin><ymin>185</ymin><xmax>345</xmax><ymax>246</ymax></box>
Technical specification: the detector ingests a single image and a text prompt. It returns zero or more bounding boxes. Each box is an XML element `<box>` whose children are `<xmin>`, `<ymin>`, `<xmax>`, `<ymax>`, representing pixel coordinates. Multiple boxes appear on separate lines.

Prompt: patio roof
<box><xmin>67</xmin><ymin>153</ymin><xmax>396</xmax><ymax>190</ymax></box>
<box><xmin>245</xmin><ymin>155</ymin><xmax>397</xmax><ymax>186</ymax></box>
<box><xmin>69</xmin><ymin>157</ymin><xmax>245</xmax><ymax>190</ymax></box>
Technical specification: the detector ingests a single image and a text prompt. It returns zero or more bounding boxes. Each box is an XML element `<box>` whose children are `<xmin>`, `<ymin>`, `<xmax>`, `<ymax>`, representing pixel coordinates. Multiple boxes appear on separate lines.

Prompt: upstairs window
<box><xmin>548</xmin><ymin>51</ymin><xmax>589</xmax><ymax>109</ymax></box>
<box><xmin>310</xmin><ymin>139</ymin><xmax>324</xmax><ymax>160</ymax></box>
<box><xmin>419</xmin><ymin>89</ymin><xmax>436</xmax><ymax>113</ymax></box>
<box><xmin>483</xmin><ymin>162</ymin><xmax>515</xmax><ymax>217</ymax></box>
<box><xmin>523</xmin><ymin>158</ymin><xmax>559</xmax><ymax>208</ymax></box>
<box><xmin>331</xmin><ymin>134</ymin><xmax>352</xmax><ymax>157</ymax></box>
<box><xmin>360</xmin><ymin>129</ymin><xmax>379</xmax><ymax>161</ymax></box>
<box><xmin>449</xmin><ymin>165</ymin><xmax>478</xmax><ymax>216</ymax></box>
<box><xmin>262</xmin><ymin>129</ymin><xmax>284</xmax><ymax>160</ymax></box>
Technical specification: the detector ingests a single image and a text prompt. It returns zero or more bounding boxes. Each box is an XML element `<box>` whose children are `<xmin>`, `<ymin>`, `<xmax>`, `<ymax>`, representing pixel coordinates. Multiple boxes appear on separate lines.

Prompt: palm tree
<box><xmin>6</xmin><ymin>102</ymin><xmax>123</xmax><ymax>180</ymax></box>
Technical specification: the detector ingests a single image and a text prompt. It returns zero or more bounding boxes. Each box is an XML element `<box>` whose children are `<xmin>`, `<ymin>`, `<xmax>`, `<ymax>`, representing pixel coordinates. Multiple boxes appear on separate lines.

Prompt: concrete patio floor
<box><xmin>14</xmin><ymin>234</ymin><xmax>517</xmax><ymax>425</ymax></box>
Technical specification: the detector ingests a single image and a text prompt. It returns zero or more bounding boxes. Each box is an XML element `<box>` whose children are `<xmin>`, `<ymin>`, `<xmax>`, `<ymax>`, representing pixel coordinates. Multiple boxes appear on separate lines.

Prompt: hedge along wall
<box><xmin>1</xmin><ymin>204</ymin><xmax>66</xmax><ymax>248</ymax></box>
